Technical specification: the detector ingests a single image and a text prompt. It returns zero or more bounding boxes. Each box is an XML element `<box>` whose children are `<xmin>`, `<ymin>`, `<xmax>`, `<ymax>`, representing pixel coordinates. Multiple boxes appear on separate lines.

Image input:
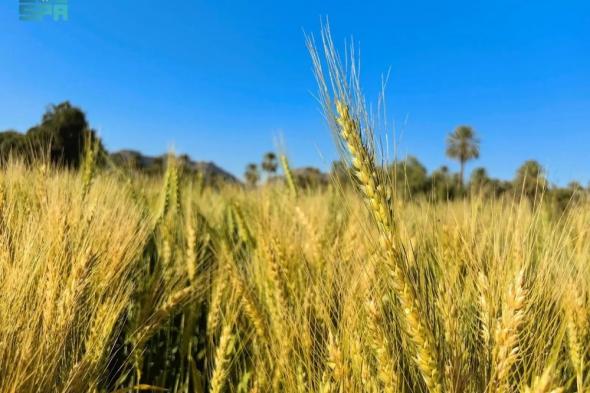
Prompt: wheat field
<box><xmin>0</xmin><ymin>28</ymin><xmax>589</xmax><ymax>393</ymax></box>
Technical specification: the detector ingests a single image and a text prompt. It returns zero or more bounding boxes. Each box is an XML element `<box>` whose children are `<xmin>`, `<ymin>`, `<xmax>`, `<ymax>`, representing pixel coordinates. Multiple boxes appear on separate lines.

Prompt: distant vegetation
<box><xmin>0</xmin><ymin>102</ymin><xmax>238</xmax><ymax>187</ymax></box>
<box><xmin>0</xmin><ymin>101</ymin><xmax>105</xmax><ymax>167</ymax></box>
<box><xmin>2</xmin><ymin>101</ymin><xmax>587</xmax><ymax>211</ymax></box>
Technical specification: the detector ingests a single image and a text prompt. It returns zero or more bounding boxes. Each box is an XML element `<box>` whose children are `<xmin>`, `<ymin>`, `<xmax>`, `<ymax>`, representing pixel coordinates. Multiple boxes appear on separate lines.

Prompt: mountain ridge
<box><xmin>110</xmin><ymin>149</ymin><xmax>241</xmax><ymax>184</ymax></box>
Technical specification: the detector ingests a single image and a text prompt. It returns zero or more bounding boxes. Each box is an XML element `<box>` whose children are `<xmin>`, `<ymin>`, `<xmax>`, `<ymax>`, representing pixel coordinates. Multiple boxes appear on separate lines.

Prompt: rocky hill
<box><xmin>110</xmin><ymin>150</ymin><xmax>241</xmax><ymax>184</ymax></box>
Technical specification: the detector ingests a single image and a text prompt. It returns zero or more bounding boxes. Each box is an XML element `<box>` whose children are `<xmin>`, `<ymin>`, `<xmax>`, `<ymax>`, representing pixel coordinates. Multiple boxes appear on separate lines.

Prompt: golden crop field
<box><xmin>0</xmin><ymin>27</ymin><xmax>588</xmax><ymax>393</ymax></box>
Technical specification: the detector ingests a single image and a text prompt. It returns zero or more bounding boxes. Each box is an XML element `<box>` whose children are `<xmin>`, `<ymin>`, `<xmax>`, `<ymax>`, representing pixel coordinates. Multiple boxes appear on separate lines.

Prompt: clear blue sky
<box><xmin>1</xmin><ymin>1</ymin><xmax>588</xmax><ymax>184</ymax></box>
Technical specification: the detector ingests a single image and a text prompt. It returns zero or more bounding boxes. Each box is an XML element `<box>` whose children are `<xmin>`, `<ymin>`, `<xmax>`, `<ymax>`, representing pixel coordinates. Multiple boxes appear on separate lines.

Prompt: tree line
<box><xmin>0</xmin><ymin>102</ymin><xmax>238</xmax><ymax>187</ymax></box>
<box><xmin>245</xmin><ymin>126</ymin><xmax>588</xmax><ymax>210</ymax></box>
<box><xmin>1</xmin><ymin>101</ymin><xmax>586</xmax><ymax>209</ymax></box>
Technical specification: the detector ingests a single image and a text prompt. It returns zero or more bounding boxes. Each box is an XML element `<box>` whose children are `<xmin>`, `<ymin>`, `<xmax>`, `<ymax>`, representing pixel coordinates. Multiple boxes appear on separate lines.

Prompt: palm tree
<box><xmin>244</xmin><ymin>163</ymin><xmax>260</xmax><ymax>187</ymax></box>
<box><xmin>446</xmin><ymin>125</ymin><xmax>480</xmax><ymax>187</ymax></box>
<box><xmin>261</xmin><ymin>152</ymin><xmax>278</xmax><ymax>180</ymax></box>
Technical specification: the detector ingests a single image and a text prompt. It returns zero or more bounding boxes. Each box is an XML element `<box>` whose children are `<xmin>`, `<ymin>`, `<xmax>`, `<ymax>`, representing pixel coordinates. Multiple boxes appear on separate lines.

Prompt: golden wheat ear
<box><xmin>209</xmin><ymin>321</ymin><xmax>236</xmax><ymax>393</ymax></box>
<box><xmin>527</xmin><ymin>365</ymin><xmax>564</xmax><ymax>393</ymax></box>
<box><xmin>133</xmin><ymin>286</ymin><xmax>195</xmax><ymax>348</ymax></box>
<box><xmin>365</xmin><ymin>298</ymin><xmax>399</xmax><ymax>393</ymax></box>
<box><xmin>309</xmin><ymin>24</ymin><xmax>444</xmax><ymax>392</ymax></box>
<box><xmin>491</xmin><ymin>269</ymin><xmax>527</xmax><ymax>393</ymax></box>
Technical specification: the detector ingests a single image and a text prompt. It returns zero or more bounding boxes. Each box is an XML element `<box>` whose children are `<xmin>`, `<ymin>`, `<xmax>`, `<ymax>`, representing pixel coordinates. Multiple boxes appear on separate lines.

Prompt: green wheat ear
<box><xmin>232</xmin><ymin>202</ymin><xmax>256</xmax><ymax>247</ymax></box>
<box><xmin>280</xmin><ymin>154</ymin><xmax>298</xmax><ymax>197</ymax></box>
<box><xmin>154</xmin><ymin>153</ymin><xmax>180</xmax><ymax>228</ymax></box>
<box><xmin>81</xmin><ymin>129</ymin><xmax>99</xmax><ymax>199</ymax></box>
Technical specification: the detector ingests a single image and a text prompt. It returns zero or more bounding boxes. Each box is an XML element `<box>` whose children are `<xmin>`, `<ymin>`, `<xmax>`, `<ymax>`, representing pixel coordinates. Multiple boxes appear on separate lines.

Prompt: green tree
<box><xmin>549</xmin><ymin>183</ymin><xmax>582</xmax><ymax>214</ymax></box>
<box><xmin>261</xmin><ymin>152</ymin><xmax>278</xmax><ymax>179</ymax></box>
<box><xmin>27</xmin><ymin>101</ymin><xmax>104</xmax><ymax>167</ymax></box>
<box><xmin>244</xmin><ymin>163</ymin><xmax>260</xmax><ymax>187</ymax></box>
<box><xmin>446</xmin><ymin>125</ymin><xmax>480</xmax><ymax>188</ymax></box>
<box><xmin>391</xmin><ymin>156</ymin><xmax>428</xmax><ymax>198</ymax></box>
<box><xmin>0</xmin><ymin>102</ymin><xmax>104</xmax><ymax>167</ymax></box>
<box><xmin>429</xmin><ymin>165</ymin><xmax>460</xmax><ymax>201</ymax></box>
<box><xmin>469</xmin><ymin>167</ymin><xmax>490</xmax><ymax>195</ymax></box>
<box><xmin>514</xmin><ymin>160</ymin><xmax>547</xmax><ymax>200</ymax></box>
<box><xmin>0</xmin><ymin>131</ymin><xmax>27</xmax><ymax>163</ymax></box>
<box><xmin>294</xmin><ymin>167</ymin><xmax>328</xmax><ymax>190</ymax></box>
<box><xmin>470</xmin><ymin>167</ymin><xmax>489</xmax><ymax>186</ymax></box>
<box><xmin>568</xmin><ymin>181</ymin><xmax>583</xmax><ymax>193</ymax></box>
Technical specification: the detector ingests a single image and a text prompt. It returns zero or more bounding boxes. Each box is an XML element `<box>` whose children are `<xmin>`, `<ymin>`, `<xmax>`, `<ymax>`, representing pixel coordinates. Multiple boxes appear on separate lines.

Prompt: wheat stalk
<box><xmin>184</xmin><ymin>213</ymin><xmax>199</xmax><ymax>284</ymax></box>
<box><xmin>210</xmin><ymin>321</ymin><xmax>236</xmax><ymax>393</ymax></box>
<box><xmin>280</xmin><ymin>154</ymin><xmax>298</xmax><ymax>197</ymax></box>
<box><xmin>226</xmin><ymin>257</ymin><xmax>268</xmax><ymax>342</ymax></box>
<box><xmin>81</xmin><ymin>130</ymin><xmax>98</xmax><ymax>199</ymax></box>
<box><xmin>134</xmin><ymin>286</ymin><xmax>194</xmax><ymax>348</ymax></box>
<box><xmin>365</xmin><ymin>298</ymin><xmax>399</xmax><ymax>393</ymax></box>
<box><xmin>335</xmin><ymin>100</ymin><xmax>442</xmax><ymax>393</ymax></box>
<box><xmin>326</xmin><ymin>330</ymin><xmax>349</xmax><ymax>391</ymax></box>
<box><xmin>523</xmin><ymin>364</ymin><xmax>563</xmax><ymax>393</ymax></box>
<box><xmin>491</xmin><ymin>269</ymin><xmax>527</xmax><ymax>393</ymax></box>
<box><xmin>564</xmin><ymin>285</ymin><xmax>587</xmax><ymax>393</ymax></box>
